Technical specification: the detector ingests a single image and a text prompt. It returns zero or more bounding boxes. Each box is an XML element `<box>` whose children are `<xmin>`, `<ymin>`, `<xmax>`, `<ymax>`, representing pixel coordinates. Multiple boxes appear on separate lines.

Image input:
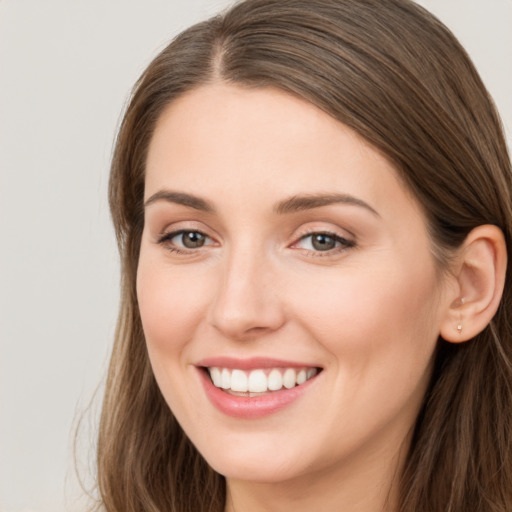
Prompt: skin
<box><xmin>137</xmin><ymin>83</ymin><xmax>458</xmax><ymax>512</ymax></box>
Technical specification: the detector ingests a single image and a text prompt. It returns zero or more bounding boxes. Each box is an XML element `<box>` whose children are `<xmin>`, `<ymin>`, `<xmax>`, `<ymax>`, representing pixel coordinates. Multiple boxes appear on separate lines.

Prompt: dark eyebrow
<box><xmin>144</xmin><ymin>190</ymin><xmax>214</xmax><ymax>212</ymax></box>
<box><xmin>144</xmin><ymin>190</ymin><xmax>379</xmax><ymax>217</ymax></box>
<box><xmin>275</xmin><ymin>193</ymin><xmax>380</xmax><ymax>216</ymax></box>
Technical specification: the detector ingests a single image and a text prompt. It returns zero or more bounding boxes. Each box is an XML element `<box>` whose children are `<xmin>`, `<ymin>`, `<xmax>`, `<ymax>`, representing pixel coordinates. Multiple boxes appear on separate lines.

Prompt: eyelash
<box><xmin>156</xmin><ymin>229</ymin><xmax>214</xmax><ymax>255</ymax></box>
<box><xmin>292</xmin><ymin>231</ymin><xmax>356</xmax><ymax>257</ymax></box>
<box><xmin>156</xmin><ymin>229</ymin><xmax>356</xmax><ymax>257</ymax></box>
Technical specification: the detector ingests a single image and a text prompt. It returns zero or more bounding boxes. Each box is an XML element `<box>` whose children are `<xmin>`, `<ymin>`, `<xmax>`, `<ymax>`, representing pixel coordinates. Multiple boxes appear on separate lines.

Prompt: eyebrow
<box><xmin>144</xmin><ymin>190</ymin><xmax>214</xmax><ymax>212</ymax></box>
<box><xmin>144</xmin><ymin>190</ymin><xmax>379</xmax><ymax>217</ymax></box>
<box><xmin>274</xmin><ymin>193</ymin><xmax>380</xmax><ymax>216</ymax></box>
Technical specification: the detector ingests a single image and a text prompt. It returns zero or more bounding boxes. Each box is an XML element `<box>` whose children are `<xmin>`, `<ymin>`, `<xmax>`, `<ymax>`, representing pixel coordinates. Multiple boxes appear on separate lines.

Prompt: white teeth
<box><xmin>207</xmin><ymin>366</ymin><xmax>319</xmax><ymax>393</ymax></box>
<box><xmin>221</xmin><ymin>368</ymin><xmax>231</xmax><ymax>389</ymax></box>
<box><xmin>231</xmin><ymin>369</ymin><xmax>248</xmax><ymax>392</ymax></box>
<box><xmin>267</xmin><ymin>369</ymin><xmax>283</xmax><ymax>391</ymax></box>
<box><xmin>283</xmin><ymin>368</ymin><xmax>296</xmax><ymax>389</ymax></box>
<box><xmin>210</xmin><ymin>367</ymin><xmax>222</xmax><ymax>387</ymax></box>
<box><xmin>296</xmin><ymin>369</ymin><xmax>307</xmax><ymax>385</ymax></box>
<box><xmin>248</xmin><ymin>369</ymin><xmax>267</xmax><ymax>392</ymax></box>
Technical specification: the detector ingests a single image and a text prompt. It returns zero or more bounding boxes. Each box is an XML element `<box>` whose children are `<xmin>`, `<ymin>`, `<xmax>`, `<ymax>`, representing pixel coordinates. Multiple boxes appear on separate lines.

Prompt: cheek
<box><xmin>288</xmin><ymin>264</ymin><xmax>441</xmax><ymax>447</ymax></box>
<box><xmin>136</xmin><ymin>254</ymin><xmax>213</xmax><ymax>422</ymax></box>
<box><xmin>289</xmin><ymin>259</ymin><xmax>441</xmax><ymax>383</ymax></box>
<box><xmin>136</xmin><ymin>255</ymin><xmax>210</xmax><ymax>357</ymax></box>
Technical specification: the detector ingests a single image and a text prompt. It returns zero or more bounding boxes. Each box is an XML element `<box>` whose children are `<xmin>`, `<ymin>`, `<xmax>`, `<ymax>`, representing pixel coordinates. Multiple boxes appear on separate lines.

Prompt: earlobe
<box><xmin>440</xmin><ymin>225</ymin><xmax>507</xmax><ymax>344</ymax></box>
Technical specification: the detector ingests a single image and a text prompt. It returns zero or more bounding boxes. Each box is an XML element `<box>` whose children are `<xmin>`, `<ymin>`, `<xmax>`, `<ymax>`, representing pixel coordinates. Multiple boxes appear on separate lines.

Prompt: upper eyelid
<box><xmin>291</xmin><ymin>225</ymin><xmax>356</xmax><ymax>242</ymax></box>
<box><xmin>296</xmin><ymin>228</ymin><xmax>351</xmax><ymax>238</ymax></box>
<box><xmin>156</xmin><ymin>221</ymin><xmax>216</xmax><ymax>239</ymax></box>
<box><xmin>159</xmin><ymin>227</ymin><xmax>207</xmax><ymax>237</ymax></box>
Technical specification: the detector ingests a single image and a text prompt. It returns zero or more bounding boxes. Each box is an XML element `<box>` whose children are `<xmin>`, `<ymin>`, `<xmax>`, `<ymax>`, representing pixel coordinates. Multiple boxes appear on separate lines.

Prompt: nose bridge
<box><xmin>209</xmin><ymin>237</ymin><xmax>284</xmax><ymax>339</ymax></box>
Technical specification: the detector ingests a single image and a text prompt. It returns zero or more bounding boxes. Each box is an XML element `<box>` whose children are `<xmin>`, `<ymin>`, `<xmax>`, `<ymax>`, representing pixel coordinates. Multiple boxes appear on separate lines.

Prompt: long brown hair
<box><xmin>98</xmin><ymin>1</ymin><xmax>512</xmax><ymax>510</ymax></box>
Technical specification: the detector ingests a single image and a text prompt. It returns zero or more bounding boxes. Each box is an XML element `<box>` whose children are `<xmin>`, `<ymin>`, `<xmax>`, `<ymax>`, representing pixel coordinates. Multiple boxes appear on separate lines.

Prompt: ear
<box><xmin>440</xmin><ymin>225</ymin><xmax>507</xmax><ymax>343</ymax></box>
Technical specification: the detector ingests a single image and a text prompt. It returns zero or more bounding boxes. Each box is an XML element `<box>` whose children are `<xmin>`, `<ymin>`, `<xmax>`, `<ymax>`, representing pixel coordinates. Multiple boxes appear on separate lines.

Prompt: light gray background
<box><xmin>0</xmin><ymin>1</ymin><xmax>511</xmax><ymax>511</ymax></box>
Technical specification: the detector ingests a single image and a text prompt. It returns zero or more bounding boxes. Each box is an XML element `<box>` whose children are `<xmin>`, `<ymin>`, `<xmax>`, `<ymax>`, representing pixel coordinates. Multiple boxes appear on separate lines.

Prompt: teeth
<box><xmin>283</xmin><ymin>368</ymin><xmax>296</xmax><ymax>389</ymax></box>
<box><xmin>248</xmin><ymin>369</ymin><xmax>267</xmax><ymax>392</ymax></box>
<box><xmin>221</xmin><ymin>368</ymin><xmax>231</xmax><ymax>389</ymax></box>
<box><xmin>207</xmin><ymin>366</ymin><xmax>318</xmax><ymax>393</ymax></box>
<box><xmin>210</xmin><ymin>367</ymin><xmax>222</xmax><ymax>387</ymax></box>
<box><xmin>267</xmin><ymin>369</ymin><xmax>283</xmax><ymax>391</ymax></box>
<box><xmin>231</xmin><ymin>369</ymin><xmax>248</xmax><ymax>392</ymax></box>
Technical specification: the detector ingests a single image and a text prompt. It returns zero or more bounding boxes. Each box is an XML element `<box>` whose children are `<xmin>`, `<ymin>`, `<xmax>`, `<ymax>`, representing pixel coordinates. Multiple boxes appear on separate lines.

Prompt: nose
<box><xmin>208</xmin><ymin>245</ymin><xmax>286</xmax><ymax>340</ymax></box>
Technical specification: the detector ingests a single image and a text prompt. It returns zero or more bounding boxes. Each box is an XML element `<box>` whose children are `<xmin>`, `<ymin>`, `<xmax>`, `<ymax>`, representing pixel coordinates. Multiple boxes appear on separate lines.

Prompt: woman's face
<box><xmin>138</xmin><ymin>84</ymin><xmax>453</xmax><ymax>485</ymax></box>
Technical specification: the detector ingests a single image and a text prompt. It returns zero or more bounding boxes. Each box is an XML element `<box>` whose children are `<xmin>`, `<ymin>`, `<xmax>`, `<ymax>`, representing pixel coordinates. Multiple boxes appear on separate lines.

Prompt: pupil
<box><xmin>312</xmin><ymin>234</ymin><xmax>335</xmax><ymax>251</ymax></box>
<box><xmin>183</xmin><ymin>232</ymin><xmax>205</xmax><ymax>248</ymax></box>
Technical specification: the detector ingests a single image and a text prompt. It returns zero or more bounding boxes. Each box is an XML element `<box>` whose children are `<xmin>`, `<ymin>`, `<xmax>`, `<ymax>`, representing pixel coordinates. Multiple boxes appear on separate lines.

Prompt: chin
<box><xmin>197</xmin><ymin>441</ymin><xmax>306</xmax><ymax>484</ymax></box>
<box><xmin>211</xmin><ymin>458</ymin><xmax>301</xmax><ymax>484</ymax></box>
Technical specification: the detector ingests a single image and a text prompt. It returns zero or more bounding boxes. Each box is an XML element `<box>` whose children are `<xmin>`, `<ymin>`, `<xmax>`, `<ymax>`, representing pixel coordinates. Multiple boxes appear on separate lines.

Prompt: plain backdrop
<box><xmin>0</xmin><ymin>1</ymin><xmax>511</xmax><ymax>511</ymax></box>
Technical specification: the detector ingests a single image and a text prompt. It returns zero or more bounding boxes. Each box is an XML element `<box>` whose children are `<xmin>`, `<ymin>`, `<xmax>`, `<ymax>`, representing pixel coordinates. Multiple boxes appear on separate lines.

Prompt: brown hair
<box><xmin>98</xmin><ymin>0</ymin><xmax>512</xmax><ymax>510</ymax></box>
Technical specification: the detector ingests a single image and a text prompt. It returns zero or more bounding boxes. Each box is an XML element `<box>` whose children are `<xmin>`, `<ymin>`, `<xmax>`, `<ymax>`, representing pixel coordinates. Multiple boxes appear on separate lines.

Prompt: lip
<box><xmin>196</xmin><ymin>357</ymin><xmax>322</xmax><ymax>419</ymax></box>
<box><xmin>197</xmin><ymin>356</ymin><xmax>318</xmax><ymax>370</ymax></box>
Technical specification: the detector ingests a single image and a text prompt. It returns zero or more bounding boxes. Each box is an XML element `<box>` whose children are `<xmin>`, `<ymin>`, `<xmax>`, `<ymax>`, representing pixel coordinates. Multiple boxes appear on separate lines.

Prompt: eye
<box><xmin>294</xmin><ymin>232</ymin><xmax>355</xmax><ymax>253</ymax></box>
<box><xmin>158</xmin><ymin>230</ymin><xmax>214</xmax><ymax>251</ymax></box>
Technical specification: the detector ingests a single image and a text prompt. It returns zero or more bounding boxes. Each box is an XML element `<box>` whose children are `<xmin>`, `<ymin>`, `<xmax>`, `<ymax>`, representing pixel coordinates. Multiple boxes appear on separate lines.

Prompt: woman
<box><xmin>97</xmin><ymin>0</ymin><xmax>512</xmax><ymax>510</ymax></box>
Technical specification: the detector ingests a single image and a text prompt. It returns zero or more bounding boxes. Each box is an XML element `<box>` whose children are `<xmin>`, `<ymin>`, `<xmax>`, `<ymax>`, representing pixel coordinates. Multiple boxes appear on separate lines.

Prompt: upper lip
<box><xmin>196</xmin><ymin>356</ymin><xmax>321</xmax><ymax>370</ymax></box>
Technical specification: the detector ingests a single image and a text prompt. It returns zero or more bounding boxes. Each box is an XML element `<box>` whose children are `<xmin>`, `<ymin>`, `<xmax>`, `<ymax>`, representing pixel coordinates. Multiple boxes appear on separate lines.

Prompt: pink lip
<box><xmin>197</xmin><ymin>356</ymin><xmax>317</xmax><ymax>370</ymax></box>
<box><xmin>196</xmin><ymin>362</ymin><xmax>321</xmax><ymax>420</ymax></box>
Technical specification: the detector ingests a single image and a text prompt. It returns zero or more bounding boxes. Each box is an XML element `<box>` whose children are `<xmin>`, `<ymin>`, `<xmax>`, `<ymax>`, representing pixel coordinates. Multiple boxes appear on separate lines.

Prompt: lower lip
<box><xmin>198</xmin><ymin>369</ymin><xmax>318</xmax><ymax>419</ymax></box>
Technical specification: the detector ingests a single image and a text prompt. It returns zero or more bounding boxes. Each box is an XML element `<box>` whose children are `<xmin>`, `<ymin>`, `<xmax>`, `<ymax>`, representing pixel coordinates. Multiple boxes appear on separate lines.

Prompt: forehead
<box><xmin>145</xmin><ymin>83</ymin><xmax>419</xmax><ymax>222</ymax></box>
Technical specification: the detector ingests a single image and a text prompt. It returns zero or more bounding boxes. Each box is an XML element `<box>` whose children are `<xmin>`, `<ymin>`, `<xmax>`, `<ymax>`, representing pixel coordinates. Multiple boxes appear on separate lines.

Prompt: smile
<box><xmin>197</xmin><ymin>357</ymin><xmax>323</xmax><ymax>418</ymax></box>
<box><xmin>207</xmin><ymin>367</ymin><xmax>319</xmax><ymax>395</ymax></box>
